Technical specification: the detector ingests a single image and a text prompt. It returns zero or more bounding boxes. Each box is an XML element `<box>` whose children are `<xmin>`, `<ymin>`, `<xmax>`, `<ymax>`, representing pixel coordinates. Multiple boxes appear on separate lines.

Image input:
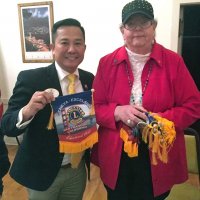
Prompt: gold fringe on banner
<box><xmin>120</xmin><ymin>127</ymin><xmax>138</xmax><ymax>157</ymax></box>
<box><xmin>59</xmin><ymin>131</ymin><xmax>98</xmax><ymax>153</ymax></box>
<box><xmin>120</xmin><ymin>113</ymin><xmax>176</xmax><ymax>165</ymax></box>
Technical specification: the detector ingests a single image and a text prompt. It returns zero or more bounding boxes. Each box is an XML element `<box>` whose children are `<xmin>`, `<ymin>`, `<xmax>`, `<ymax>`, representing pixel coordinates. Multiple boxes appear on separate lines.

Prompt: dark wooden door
<box><xmin>179</xmin><ymin>5</ymin><xmax>200</xmax><ymax>132</ymax></box>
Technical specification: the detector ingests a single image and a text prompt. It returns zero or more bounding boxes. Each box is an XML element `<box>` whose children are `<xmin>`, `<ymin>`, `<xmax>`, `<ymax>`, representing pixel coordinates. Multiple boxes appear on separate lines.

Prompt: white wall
<box><xmin>0</xmin><ymin>0</ymin><xmax>198</xmax><ymax>144</ymax></box>
<box><xmin>0</xmin><ymin>0</ymin><xmax>175</xmax><ymax>102</ymax></box>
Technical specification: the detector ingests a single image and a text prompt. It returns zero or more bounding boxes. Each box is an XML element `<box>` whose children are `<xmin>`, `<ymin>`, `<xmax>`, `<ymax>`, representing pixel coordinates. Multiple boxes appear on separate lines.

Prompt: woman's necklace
<box><xmin>125</xmin><ymin>62</ymin><xmax>152</xmax><ymax>105</ymax></box>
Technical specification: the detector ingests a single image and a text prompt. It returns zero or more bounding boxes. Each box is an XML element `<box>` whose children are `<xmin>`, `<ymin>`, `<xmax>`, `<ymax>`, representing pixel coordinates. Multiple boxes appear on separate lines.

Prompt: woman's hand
<box><xmin>114</xmin><ymin>104</ymin><xmax>147</xmax><ymax>127</ymax></box>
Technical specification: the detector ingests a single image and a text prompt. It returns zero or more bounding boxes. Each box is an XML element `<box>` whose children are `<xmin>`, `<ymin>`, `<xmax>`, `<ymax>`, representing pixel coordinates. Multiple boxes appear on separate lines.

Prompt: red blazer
<box><xmin>91</xmin><ymin>43</ymin><xmax>200</xmax><ymax>196</ymax></box>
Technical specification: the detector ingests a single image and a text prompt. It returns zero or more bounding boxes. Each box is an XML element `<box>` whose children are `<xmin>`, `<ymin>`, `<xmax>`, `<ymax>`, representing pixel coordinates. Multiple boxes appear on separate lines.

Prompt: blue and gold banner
<box><xmin>51</xmin><ymin>90</ymin><xmax>98</xmax><ymax>153</ymax></box>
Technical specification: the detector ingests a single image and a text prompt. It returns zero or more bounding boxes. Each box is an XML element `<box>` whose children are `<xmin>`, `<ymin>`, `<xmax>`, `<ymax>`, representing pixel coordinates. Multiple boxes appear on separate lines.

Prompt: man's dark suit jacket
<box><xmin>1</xmin><ymin>63</ymin><xmax>94</xmax><ymax>191</ymax></box>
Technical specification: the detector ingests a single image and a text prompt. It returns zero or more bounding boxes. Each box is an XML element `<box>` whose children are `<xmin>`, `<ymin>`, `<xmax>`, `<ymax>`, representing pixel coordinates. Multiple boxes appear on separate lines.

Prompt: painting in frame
<box><xmin>18</xmin><ymin>1</ymin><xmax>54</xmax><ymax>63</ymax></box>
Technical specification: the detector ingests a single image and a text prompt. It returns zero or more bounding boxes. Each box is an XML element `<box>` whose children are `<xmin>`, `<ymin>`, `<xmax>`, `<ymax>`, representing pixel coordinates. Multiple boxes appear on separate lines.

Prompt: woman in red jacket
<box><xmin>91</xmin><ymin>0</ymin><xmax>200</xmax><ymax>200</ymax></box>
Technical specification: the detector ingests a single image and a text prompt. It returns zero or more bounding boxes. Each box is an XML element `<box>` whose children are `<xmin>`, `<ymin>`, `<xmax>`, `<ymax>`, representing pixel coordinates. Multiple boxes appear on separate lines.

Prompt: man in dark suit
<box><xmin>0</xmin><ymin>89</ymin><xmax>10</xmax><ymax>198</ymax></box>
<box><xmin>1</xmin><ymin>18</ymin><xmax>94</xmax><ymax>200</ymax></box>
<box><xmin>0</xmin><ymin>130</ymin><xmax>10</xmax><ymax>199</ymax></box>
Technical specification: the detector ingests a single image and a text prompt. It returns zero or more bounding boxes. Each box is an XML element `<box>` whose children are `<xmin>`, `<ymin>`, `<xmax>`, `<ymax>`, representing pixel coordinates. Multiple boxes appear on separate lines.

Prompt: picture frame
<box><xmin>18</xmin><ymin>1</ymin><xmax>54</xmax><ymax>63</ymax></box>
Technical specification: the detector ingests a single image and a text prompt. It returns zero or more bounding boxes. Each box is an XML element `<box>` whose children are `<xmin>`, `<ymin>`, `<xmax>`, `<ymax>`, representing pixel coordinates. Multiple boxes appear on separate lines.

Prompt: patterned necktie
<box><xmin>67</xmin><ymin>74</ymin><xmax>76</xmax><ymax>95</ymax></box>
<box><xmin>67</xmin><ymin>74</ymin><xmax>84</xmax><ymax>168</ymax></box>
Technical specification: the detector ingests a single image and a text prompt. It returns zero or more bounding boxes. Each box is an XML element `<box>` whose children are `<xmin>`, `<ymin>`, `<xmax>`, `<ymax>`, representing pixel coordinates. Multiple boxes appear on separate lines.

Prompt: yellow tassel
<box><xmin>120</xmin><ymin>114</ymin><xmax>176</xmax><ymax>164</ymax></box>
<box><xmin>124</xmin><ymin>140</ymin><xmax>132</xmax><ymax>155</ymax></box>
<box><xmin>142</xmin><ymin>126</ymin><xmax>149</xmax><ymax>143</ymax></box>
<box><xmin>152</xmin><ymin>152</ymin><xmax>158</xmax><ymax>165</ymax></box>
<box><xmin>47</xmin><ymin>109</ymin><xmax>54</xmax><ymax>130</ymax></box>
<box><xmin>120</xmin><ymin>127</ymin><xmax>138</xmax><ymax>158</ymax></box>
<box><xmin>157</xmin><ymin>144</ymin><xmax>162</xmax><ymax>161</ymax></box>
<box><xmin>124</xmin><ymin>141</ymin><xmax>138</xmax><ymax>158</ymax></box>
<box><xmin>152</xmin><ymin>133</ymin><xmax>159</xmax><ymax>153</ymax></box>
<box><xmin>161</xmin><ymin>143</ymin><xmax>168</xmax><ymax>163</ymax></box>
<box><xmin>153</xmin><ymin>115</ymin><xmax>176</xmax><ymax>145</ymax></box>
<box><xmin>90</xmin><ymin>89</ymin><xmax>95</xmax><ymax>115</ymax></box>
<box><xmin>148</xmin><ymin>129</ymin><xmax>153</xmax><ymax>148</ymax></box>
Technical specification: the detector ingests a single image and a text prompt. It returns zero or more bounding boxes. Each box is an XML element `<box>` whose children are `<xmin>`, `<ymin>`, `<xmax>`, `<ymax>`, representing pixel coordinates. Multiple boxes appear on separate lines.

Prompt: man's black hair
<box><xmin>52</xmin><ymin>18</ymin><xmax>85</xmax><ymax>43</ymax></box>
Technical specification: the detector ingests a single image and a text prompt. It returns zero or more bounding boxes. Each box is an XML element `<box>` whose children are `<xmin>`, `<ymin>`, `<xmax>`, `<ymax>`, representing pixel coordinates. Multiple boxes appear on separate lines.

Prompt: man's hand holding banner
<box><xmin>51</xmin><ymin>90</ymin><xmax>98</xmax><ymax>153</ymax></box>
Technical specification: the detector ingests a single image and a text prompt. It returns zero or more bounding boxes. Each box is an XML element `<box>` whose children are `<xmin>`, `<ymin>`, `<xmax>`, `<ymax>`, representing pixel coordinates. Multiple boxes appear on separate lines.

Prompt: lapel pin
<box><xmin>84</xmin><ymin>84</ymin><xmax>88</xmax><ymax>90</ymax></box>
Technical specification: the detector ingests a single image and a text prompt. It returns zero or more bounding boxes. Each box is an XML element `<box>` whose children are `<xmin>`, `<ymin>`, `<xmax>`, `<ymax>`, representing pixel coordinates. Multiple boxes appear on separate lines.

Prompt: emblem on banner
<box><xmin>67</xmin><ymin>106</ymin><xmax>85</xmax><ymax>125</ymax></box>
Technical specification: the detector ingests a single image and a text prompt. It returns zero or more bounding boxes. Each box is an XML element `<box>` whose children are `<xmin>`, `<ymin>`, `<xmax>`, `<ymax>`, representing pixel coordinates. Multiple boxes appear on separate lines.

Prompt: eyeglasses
<box><xmin>123</xmin><ymin>20</ymin><xmax>153</xmax><ymax>31</ymax></box>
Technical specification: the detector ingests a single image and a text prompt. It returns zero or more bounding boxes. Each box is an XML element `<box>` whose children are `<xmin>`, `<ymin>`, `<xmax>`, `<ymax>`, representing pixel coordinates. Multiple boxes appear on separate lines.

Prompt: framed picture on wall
<box><xmin>18</xmin><ymin>1</ymin><xmax>54</xmax><ymax>63</ymax></box>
